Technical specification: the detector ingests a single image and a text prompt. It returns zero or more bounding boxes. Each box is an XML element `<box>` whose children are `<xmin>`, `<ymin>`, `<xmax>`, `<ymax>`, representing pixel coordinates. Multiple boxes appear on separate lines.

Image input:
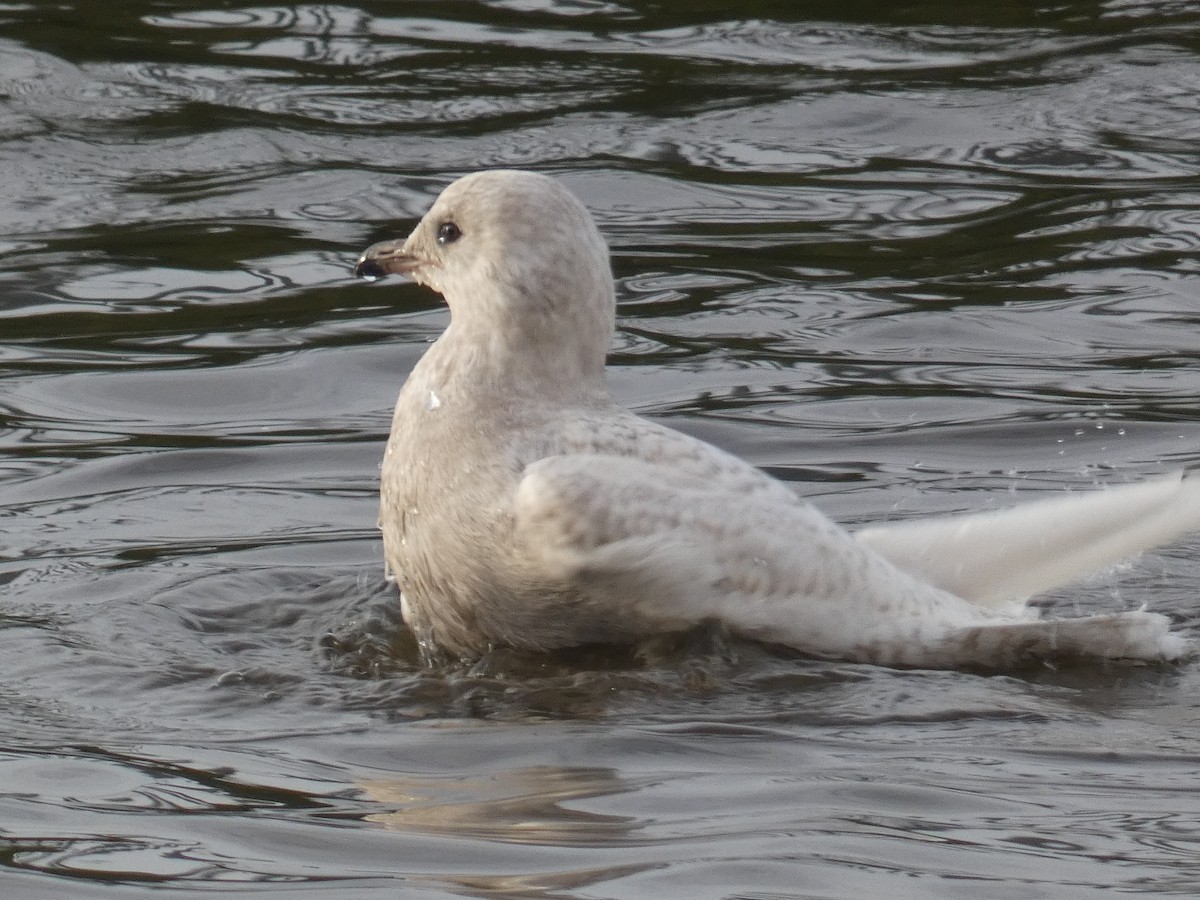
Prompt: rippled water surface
<box><xmin>4</xmin><ymin>1</ymin><xmax>1200</xmax><ymax>897</ymax></box>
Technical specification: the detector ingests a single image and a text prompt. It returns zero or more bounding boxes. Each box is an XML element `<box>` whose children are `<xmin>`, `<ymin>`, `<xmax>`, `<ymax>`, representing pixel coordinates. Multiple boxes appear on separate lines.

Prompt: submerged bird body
<box><xmin>386</xmin><ymin>377</ymin><xmax>985</xmax><ymax>665</ymax></box>
<box><xmin>358</xmin><ymin>170</ymin><xmax>1197</xmax><ymax>669</ymax></box>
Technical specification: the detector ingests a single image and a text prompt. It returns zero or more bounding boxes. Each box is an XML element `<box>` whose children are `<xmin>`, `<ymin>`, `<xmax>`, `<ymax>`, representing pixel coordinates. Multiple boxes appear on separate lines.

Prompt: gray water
<box><xmin>4</xmin><ymin>2</ymin><xmax>1200</xmax><ymax>897</ymax></box>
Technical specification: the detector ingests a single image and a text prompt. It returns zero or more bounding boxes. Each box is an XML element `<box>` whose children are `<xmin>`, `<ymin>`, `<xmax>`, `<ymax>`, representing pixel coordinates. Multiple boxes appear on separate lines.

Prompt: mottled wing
<box><xmin>509</xmin><ymin>451</ymin><xmax>933</xmax><ymax>657</ymax></box>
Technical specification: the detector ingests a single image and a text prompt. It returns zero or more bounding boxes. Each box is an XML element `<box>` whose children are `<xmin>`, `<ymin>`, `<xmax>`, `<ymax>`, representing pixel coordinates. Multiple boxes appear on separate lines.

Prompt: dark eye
<box><xmin>436</xmin><ymin>221</ymin><xmax>462</xmax><ymax>245</ymax></box>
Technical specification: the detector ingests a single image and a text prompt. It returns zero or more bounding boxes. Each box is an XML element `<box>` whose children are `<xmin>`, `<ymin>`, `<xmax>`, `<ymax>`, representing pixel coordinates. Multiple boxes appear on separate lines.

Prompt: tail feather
<box><xmin>942</xmin><ymin>610</ymin><xmax>1188</xmax><ymax>669</ymax></box>
<box><xmin>856</xmin><ymin>472</ymin><xmax>1200</xmax><ymax>608</ymax></box>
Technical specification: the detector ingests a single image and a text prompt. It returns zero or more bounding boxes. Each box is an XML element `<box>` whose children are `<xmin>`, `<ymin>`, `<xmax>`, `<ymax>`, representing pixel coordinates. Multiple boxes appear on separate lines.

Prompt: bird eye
<box><xmin>436</xmin><ymin>222</ymin><xmax>462</xmax><ymax>245</ymax></box>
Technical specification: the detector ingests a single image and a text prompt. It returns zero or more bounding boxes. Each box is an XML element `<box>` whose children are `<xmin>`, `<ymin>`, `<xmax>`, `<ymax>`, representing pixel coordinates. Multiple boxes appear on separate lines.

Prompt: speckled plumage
<box><xmin>357</xmin><ymin>170</ymin><xmax>1196</xmax><ymax>669</ymax></box>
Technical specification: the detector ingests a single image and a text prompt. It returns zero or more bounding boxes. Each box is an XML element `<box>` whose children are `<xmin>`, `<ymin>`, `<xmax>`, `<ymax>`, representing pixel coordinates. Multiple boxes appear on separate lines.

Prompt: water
<box><xmin>3</xmin><ymin>1</ymin><xmax>1200</xmax><ymax>896</ymax></box>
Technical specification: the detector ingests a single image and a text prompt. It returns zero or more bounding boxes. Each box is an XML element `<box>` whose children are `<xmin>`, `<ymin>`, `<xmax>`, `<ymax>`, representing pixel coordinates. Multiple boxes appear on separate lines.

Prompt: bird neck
<box><xmin>412</xmin><ymin>312</ymin><xmax>611</xmax><ymax>407</ymax></box>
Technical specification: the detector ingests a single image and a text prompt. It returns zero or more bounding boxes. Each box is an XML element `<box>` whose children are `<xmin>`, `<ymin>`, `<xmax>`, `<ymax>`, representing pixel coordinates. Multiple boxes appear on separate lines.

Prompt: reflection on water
<box><xmin>365</xmin><ymin>765</ymin><xmax>667</xmax><ymax>895</ymax></box>
<box><xmin>2</xmin><ymin>0</ymin><xmax>1200</xmax><ymax>896</ymax></box>
<box><xmin>364</xmin><ymin>765</ymin><xmax>638</xmax><ymax>844</ymax></box>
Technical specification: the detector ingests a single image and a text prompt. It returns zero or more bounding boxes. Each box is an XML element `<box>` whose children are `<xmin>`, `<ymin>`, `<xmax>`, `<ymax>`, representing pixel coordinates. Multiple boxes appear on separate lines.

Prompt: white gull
<box><xmin>355</xmin><ymin>169</ymin><xmax>1198</xmax><ymax>669</ymax></box>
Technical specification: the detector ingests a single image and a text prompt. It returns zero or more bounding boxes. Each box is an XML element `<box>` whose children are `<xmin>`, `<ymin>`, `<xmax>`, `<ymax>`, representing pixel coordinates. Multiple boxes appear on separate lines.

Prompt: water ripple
<box><xmin>3</xmin><ymin>3</ymin><xmax>1200</xmax><ymax>896</ymax></box>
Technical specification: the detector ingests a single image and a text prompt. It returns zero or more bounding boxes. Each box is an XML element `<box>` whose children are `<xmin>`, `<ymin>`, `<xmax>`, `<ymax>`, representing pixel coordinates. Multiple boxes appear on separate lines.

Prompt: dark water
<box><xmin>4</xmin><ymin>1</ymin><xmax>1200</xmax><ymax>896</ymax></box>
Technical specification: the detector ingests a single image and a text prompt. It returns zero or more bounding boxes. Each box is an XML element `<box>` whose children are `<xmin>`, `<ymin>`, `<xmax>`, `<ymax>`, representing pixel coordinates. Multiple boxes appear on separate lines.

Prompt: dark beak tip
<box><xmin>354</xmin><ymin>257</ymin><xmax>387</xmax><ymax>280</ymax></box>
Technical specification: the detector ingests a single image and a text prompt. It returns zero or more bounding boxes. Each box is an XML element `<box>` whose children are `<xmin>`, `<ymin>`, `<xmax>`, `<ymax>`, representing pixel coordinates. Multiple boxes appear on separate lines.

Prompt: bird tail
<box><xmin>939</xmin><ymin>610</ymin><xmax>1188</xmax><ymax>669</ymax></box>
<box><xmin>855</xmin><ymin>472</ymin><xmax>1200</xmax><ymax>609</ymax></box>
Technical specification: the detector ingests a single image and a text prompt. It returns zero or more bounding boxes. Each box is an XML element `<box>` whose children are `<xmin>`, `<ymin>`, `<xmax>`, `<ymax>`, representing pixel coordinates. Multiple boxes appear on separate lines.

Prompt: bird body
<box><xmin>357</xmin><ymin>170</ymin><xmax>1196</xmax><ymax>669</ymax></box>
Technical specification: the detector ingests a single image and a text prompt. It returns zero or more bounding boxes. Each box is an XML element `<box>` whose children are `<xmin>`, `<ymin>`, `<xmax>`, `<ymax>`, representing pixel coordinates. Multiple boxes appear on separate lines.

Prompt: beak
<box><xmin>354</xmin><ymin>238</ymin><xmax>420</xmax><ymax>280</ymax></box>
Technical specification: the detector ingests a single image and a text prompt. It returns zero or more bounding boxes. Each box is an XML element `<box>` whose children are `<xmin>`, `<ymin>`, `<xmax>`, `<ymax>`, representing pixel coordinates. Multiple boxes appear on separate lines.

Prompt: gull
<box><xmin>355</xmin><ymin>170</ymin><xmax>1198</xmax><ymax>669</ymax></box>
